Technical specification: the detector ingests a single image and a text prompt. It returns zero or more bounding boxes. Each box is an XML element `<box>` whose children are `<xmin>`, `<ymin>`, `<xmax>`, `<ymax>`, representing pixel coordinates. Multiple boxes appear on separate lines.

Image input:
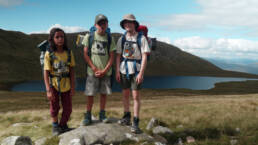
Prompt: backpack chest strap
<box><xmin>122</xmin><ymin>58</ymin><xmax>141</xmax><ymax>79</ymax></box>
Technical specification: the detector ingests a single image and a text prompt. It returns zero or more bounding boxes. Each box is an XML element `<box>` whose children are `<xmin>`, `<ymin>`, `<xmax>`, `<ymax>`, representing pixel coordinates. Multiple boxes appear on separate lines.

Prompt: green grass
<box><xmin>43</xmin><ymin>136</ymin><xmax>59</xmax><ymax>145</ymax></box>
<box><xmin>0</xmin><ymin>88</ymin><xmax>258</xmax><ymax>144</ymax></box>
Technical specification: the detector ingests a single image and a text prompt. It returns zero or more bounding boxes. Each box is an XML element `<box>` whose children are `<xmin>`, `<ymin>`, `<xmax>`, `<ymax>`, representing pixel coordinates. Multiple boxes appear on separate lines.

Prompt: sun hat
<box><xmin>120</xmin><ymin>14</ymin><xmax>139</xmax><ymax>29</ymax></box>
<box><xmin>95</xmin><ymin>14</ymin><xmax>108</xmax><ymax>24</ymax></box>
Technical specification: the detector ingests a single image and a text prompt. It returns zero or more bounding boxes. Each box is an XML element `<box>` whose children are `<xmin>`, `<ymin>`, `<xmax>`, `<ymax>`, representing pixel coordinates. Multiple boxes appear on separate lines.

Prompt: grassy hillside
<box><xmin>0</xmin><ymin>29</ymin><xmax>257</xmax><ymax>88</ymax></box>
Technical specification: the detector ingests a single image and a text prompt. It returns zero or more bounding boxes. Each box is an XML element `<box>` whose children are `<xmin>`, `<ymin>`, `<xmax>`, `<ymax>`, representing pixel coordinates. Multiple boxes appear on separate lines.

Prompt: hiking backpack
<box><xmin>137</xmin><ymin>25</ymin><xmax>157</xmax><ymax>51</ymax></box>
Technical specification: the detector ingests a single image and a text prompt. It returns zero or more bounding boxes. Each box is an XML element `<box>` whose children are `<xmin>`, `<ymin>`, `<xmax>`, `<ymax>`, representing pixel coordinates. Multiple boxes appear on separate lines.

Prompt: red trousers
<box><xmin>49</xmin><ymin>88</ymin><xmax>72</xmax><ymax>126</ymax></box>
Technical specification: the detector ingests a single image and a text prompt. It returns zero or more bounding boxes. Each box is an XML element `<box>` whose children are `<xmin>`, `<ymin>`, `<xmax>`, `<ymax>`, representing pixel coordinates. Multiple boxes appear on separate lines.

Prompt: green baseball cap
<box><xmin>95</xmin><ymin>14</ymin><xmax>108</xmax><ymax>24</ymax></box>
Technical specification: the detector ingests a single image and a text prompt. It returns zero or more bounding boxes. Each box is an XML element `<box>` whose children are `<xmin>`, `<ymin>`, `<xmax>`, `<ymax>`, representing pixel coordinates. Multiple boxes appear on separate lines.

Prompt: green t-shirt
<box><xmin>82</xmin><ymin>31</ymin><xmax>116</xmax><ymax>76</ymax></box>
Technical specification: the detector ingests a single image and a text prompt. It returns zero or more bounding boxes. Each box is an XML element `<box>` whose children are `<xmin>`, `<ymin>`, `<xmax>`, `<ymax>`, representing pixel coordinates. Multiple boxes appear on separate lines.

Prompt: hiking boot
<box><xmin>59</xmin><ymin>124</ymin><xmax>72</xmax><ymax>133</ymax></box>
<box><xmin>99</xmin><ymin>110</ymin><xmax>109</xmax><ymax>123</ymax></box>
<box><xmin>131</xmin><ymin>117</ymin><xmax>142</xmax><ymax>134</ymax></box>
<box><xmin>82</xmin><ymin>111</ymin><xmax>92</xmax><ymax>126</ymax></box>
<box><xmin>118</xmin><ymin>112</ymin><xmax>131</xmax><ymax>126</ymax></box>
<box><xmin>52</xmin><ymin>125</ymin><xmax>61</xmax><ymax>136</ymax></box>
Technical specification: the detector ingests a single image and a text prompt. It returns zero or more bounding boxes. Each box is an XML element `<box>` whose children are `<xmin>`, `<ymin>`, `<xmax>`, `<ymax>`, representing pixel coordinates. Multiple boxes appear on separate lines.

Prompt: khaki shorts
<box><xmin>120</xmin><ymin>73</ymin><xmax>142</xmax><ymax>90</ymax></box>
<box><xmin>84</xmin><ymin>75</ymin><xmax>112</xmax><ymax>96</ymax></box>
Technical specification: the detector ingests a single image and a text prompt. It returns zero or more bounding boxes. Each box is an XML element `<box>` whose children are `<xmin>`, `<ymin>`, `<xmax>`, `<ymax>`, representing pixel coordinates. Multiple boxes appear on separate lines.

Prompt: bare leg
<box><xmin>100</xmin><ymin>94</ymin><xmax>107</xmax><ymax>111</ymax></box>
<box><xmin>122</xmin><ymin>89</ymin><xmax>130</xmax><ymax>112</ymax></box>
<box><xmin>87</xmin><ymin>96</ymin><xmax>94</xmax><ymax>111</ymax></box>
<box><xmin>132</xmin><ymin>90</ymin><xmax>140</xmax><ymax>117</ymax></box>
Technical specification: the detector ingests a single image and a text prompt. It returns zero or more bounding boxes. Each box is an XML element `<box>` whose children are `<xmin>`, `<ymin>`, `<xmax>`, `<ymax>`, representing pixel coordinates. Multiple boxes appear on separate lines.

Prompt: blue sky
<box><xmin>1</xmin><ymin>0</ymin><xmax>258</xmax><ymax>62</ymax></box>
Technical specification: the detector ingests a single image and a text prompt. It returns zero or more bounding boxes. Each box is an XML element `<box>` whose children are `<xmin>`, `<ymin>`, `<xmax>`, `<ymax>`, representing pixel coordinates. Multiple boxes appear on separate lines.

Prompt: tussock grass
<box><xmin>0</xmin><ymin>90</ymin><xmax>258</xmax><ymax>144</ymax></box>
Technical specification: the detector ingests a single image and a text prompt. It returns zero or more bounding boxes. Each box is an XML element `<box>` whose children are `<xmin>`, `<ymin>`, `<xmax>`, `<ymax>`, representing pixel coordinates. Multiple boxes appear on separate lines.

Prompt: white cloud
<box><xmin>157</xmin><ymin>0</ymin><xmax>258</xmax><ymax>36</ymax></box>
<box><xmin>157</xmin><ymin>37</ymin><xmax>171</xmax><ymax>44</ymax></box>
<box><xmin>0</xmin><ymin>0</ymin><xmax>23</xmax><ymax>7</ymax></box>
<box><xmin>30</xmin><ymin>24</ymin><xmax>86</xmax><ymax>34</ymax></box>
<box><xmin>173</xmin><ymin>36</ymin><xmax>258</xmax><ymax>59</ymax></box>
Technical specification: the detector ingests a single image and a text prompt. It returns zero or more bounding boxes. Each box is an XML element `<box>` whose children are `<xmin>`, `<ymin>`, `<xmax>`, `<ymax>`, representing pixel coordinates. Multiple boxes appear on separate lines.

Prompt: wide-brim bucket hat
<box><xmin>120</xmin><ymin>14</ymin><xmax>139</xmax><ymax>30</ymax></box>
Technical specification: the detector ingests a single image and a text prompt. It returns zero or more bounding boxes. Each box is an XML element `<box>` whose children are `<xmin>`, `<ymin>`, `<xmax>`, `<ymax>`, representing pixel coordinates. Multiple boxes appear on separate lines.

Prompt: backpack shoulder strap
<box><xmin>88</xmin><ymin>31</ymin><xmax>95</xmax><ymax>57</ymax></box>
<box><xmin>67</xmin><ymin>48</ymin><xmax>71</xmax><ymax>65</ymax></box>
<box><xmin>137</xmin><ymin>32</ymin><xmax>143</xmax><ymax>54</ymax></box>
<box><xmin>121</xmin><ymin>32</ymin><xmax>127</xmax><ymax>55</ymax></box>
<box><xmin>48</xmin><ymin>49</ymin><xmax>55</xmax><ymax>67</ymax></box>
<box><xmin>107</xmin><ymin>33</ymin><xmax>112</xmax><ymax>56</ymax></box>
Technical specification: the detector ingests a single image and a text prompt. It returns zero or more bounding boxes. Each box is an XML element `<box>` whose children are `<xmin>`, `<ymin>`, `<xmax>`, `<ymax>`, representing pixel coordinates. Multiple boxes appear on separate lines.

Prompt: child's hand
<box><xmin>116</xmin><ymin>72</ymin><xmax>121</xmax><ymax>82</ymax></box>
<box><xmin>136</xmin><ymin>73</ymin><xmax>144</xmax><ymax>84</ymax></box>
<box><xmin>46</xmin><ymin>90</ymin><xmax>54</xmax><ymax>101</ymax></box>
<box><xmin>95</xmin><ymin>70</ymin><xmax>105</xmax><ymax>78</ymax></box>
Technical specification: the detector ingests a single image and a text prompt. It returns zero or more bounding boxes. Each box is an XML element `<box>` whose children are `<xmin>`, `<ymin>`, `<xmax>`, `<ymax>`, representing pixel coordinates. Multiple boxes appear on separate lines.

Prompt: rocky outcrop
<box><xmin>59</xmin><ymin>118</ymin><xmax>153</xmax><ymax>145</ymax></box>
<box><xmin>1</xmin><ymin>117</ymin><xmax>174</xmax><ymax>145</ymax></box>
<box><xmin>1</xmin><ymin>136</ymin><xmax>32</xmax><ymax>145</ymax></box>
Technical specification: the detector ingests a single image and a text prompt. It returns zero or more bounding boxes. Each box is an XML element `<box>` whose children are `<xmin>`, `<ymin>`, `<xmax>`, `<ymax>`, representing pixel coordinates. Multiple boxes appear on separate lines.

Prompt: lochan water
<box><xmin>11</xmin><ymin>76</ymin><xmax>256</xmax><ymax>92</ymax></box>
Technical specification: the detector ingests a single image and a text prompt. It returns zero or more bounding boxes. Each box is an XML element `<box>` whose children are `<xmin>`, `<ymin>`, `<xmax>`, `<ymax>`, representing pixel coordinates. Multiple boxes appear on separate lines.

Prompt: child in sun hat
<box><xmin>116</xmin><ymin>14</ymin><xmax>150</xmax><ymax>133</ymax></box>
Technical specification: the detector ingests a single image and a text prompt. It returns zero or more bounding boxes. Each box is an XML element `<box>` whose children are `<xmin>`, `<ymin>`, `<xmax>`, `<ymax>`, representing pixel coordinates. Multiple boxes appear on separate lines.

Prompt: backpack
<box><xmin>37</xmin><ymin>40</ymin><xmax>72</xmax><ymax>93</ymax></box>
<box><xmin>137</xmin><ymin>25</ymin><xmax>157</xmax><ymax>50</ymax></box>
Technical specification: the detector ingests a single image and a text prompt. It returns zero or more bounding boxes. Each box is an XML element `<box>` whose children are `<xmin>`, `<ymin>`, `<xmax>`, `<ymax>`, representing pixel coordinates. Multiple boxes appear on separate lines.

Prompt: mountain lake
<box><xmin>11</xmin><ymin>76</ymin><xmax>257</xmax><ymax>92</ymax></box>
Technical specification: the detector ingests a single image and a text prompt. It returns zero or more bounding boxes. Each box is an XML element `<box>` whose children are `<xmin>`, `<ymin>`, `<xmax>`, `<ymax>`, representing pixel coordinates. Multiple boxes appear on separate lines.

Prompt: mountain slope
<box><xmin>0</xmin><ymin>29</ymin><xmax>257</xmax><ymax>85</ymax></box>
<box><xmin>207</xmin><ymin>58</ymin><xmax>258</xmax><ymax>75</ymax></box>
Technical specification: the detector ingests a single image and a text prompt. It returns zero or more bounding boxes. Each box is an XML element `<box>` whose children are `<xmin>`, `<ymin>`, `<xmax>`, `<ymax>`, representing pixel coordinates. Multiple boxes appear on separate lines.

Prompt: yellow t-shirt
<box><xmin>44</xmin><ymin>50</ymin><xmax>75</xmax><ymax>92</ymax></box>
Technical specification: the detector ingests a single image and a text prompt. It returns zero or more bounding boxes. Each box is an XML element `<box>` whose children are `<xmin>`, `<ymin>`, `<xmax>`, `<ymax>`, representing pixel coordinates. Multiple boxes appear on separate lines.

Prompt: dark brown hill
<box><xmin>0</xmin><ymin>29</ymin><xmax>257</xmax><ymax>86</ymax></box>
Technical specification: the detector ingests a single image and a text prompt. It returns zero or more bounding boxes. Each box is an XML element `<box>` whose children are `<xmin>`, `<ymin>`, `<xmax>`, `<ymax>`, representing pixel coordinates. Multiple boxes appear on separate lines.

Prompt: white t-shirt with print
<box><xmin>116</xmin><ymin>32</ymin><xmax>150</xmax><ymax>75</ymax></box>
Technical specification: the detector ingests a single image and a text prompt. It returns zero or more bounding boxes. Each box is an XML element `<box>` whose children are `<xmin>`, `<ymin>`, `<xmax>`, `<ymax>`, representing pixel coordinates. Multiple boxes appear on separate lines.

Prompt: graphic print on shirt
<box><xmin>53</xmin><ymin>60</ymin><xmax>69</xmax><ymax>74</ymax></box>
<box><xmin>92</xmin><ymin>40</ymin><xmax>107</xmax><ymax>56</ymax></box>
<box><xmin>123</xmin><ymin>41</ymin><xmax>137</xmax><ymax>59</ymax></box>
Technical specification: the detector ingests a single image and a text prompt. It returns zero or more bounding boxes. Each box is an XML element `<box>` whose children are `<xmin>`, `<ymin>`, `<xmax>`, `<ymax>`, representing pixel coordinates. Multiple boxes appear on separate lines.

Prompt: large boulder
<box><xmin>59</xmin><ymin>118</ymin><xmax>153</xmax><ymax>145</ymax></box>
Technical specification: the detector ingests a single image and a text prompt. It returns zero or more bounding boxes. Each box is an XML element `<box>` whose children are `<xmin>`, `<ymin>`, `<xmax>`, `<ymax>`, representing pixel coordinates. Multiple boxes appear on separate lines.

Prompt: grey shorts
<box><xmin>120</xmin><ymin>73</ymin><xmax>142</xmax><ymax>90</ymax></box>
<box><xmin>84</xmin><ymin>75</ymin><xmax>112</xmax><ymax>96</ymax></box>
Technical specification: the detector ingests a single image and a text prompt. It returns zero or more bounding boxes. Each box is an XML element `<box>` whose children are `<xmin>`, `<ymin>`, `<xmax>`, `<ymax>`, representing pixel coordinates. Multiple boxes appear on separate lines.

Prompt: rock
<box><xmin>235</xmin><ymin>127</ymin><xmax>240</xmax><ymax>133</ymax></box>
<box><xmin>230</xmin><ymin>139</ymin><xmax>238</xmax><ymax>145</ymax></box>
<box><xmin>176</xmin><ymin>125</ymin><xmax>184</xmax><ymax>129</ymax></box>
<box><xmin>11</xmin><ymin>123</ymin><xmax>39</xmax><ymax>129</ymax></box>
<box><xmin>152</xmin><ymin>134</ymin><xmax>167</xmax><ymax>144</ymax></box>
<box><xmin>152</xmin><ymin>126</ymin><xmax>173</xmax><ymax>135</ymax></box>
<box><xmin>1</xmin><ymin>136</ymin><xmax>32</xmax><ymax>145</ymax></box>
<box><xmin>125</xmin><ymin>133</ymin><xmax>140</xmax><ymax>142</ymax></box>
<box><xmin>154</xmin><ymin>142</ymin><xmax>166</xmax><ymax>145</ymax></box>
<box><xmin>186</xmin><ymin>136</ymin><xmax>195</xmax><ymax>143</ymax></box>
<box><xmin>59</xmin><ymin>118</ymin><xmax>153</xmax><ymax>145</ymax></box>
<box><xmin>91</xmin><ymin>115</ymin><xmax>98</xmax><ymax>121</ymax></box>
<box><xmin>177</xmin><ymin>138</ymin><xmax>183</xmax><ymax>145</ymax></box>
<box><xmin>69</xmin><ymin>138</ymin><xmax>84</xmax><ymax>145</ymax></box>
<box><xmin>140</xmin><ymin>142</ymin><xmax>148</xmax><ymax>145</ymax></box>
<box><xmin>35</xmin><ymin>137</ymin><xmax>47</xmax><ymax>145</ymax></box>
<box><xmin>146</xmin><ymin>118</ymin><xmax>159</xmax><ymax>130</ymax></box>
<box><xmin>12</xmin><ymin>123</ymin><xmax>33</xmax><ymax>127</ymax></box>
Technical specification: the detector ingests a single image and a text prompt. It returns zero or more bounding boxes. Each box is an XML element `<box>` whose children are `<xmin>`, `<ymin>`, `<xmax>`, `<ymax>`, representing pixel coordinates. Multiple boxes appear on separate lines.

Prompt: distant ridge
<box><xmin>0</xmin><ymin>29</ymin><xmax>257</xmax><ymax>86</ymax></box>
